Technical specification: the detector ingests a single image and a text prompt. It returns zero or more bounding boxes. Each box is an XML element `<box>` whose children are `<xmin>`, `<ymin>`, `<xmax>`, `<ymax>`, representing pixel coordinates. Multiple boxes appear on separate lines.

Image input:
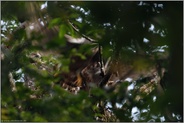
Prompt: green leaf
<box><xmin>48</xmin><ymin>18</ymin><xmax>62</xmax><ymax>28</ymax></box>
<box><xmin>59</xmin><ymin>25</ymin><xmax>66</xmax><ymax>39</ymax></box>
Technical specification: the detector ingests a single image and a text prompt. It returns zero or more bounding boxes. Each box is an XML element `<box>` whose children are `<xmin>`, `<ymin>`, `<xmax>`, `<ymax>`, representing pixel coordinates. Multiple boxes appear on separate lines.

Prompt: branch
<box><xmin>67</xmin><ymin>20</ymin><xmax>98</xmax><ymax>44</ymax></box>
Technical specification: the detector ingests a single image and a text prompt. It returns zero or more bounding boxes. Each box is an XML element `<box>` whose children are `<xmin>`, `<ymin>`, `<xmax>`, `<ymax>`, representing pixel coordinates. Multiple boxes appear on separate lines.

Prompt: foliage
<box><xmin>1</xmin><ymin>1</ymin><xmax>183</xmax><ymax>122</ymax></box>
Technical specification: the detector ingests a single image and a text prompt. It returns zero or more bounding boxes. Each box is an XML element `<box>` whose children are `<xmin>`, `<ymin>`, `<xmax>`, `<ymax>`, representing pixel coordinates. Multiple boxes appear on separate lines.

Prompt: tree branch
<box><xmin>67</xmin><ymin>20</ymin><xmax>98</xmax><ymax>44</ymax></box>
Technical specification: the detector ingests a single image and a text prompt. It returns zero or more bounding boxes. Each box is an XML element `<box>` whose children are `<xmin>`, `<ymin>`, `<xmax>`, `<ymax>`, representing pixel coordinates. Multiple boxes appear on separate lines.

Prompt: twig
<box><xmin>67</xmin><ymin>20</ymin><xmax>98</xmax><ymax>44</ymax></box>
<box><xmin>98</xmin><ymin>45</ymin><xmax>105</xmax><ymax>77</ymax></box>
